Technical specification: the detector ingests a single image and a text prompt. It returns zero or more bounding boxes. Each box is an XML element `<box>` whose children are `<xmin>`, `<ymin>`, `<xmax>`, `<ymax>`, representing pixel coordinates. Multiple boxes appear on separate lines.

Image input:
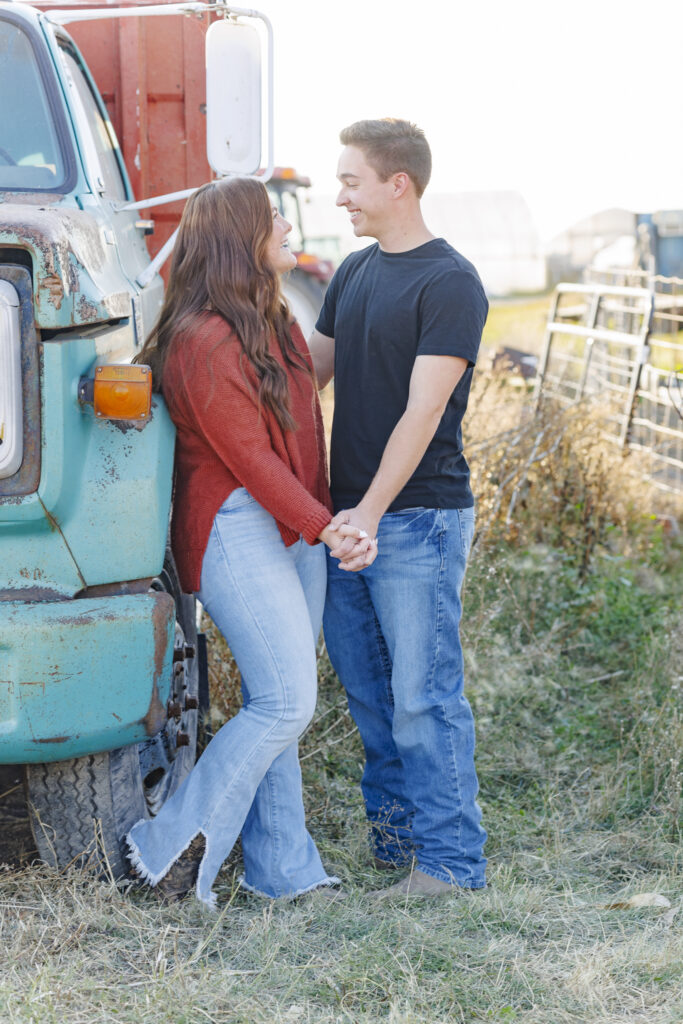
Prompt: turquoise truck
<box><xmin>0</xmin><ymin>0</ymin><xmax>270</xmax><ymax>876</ymax></box>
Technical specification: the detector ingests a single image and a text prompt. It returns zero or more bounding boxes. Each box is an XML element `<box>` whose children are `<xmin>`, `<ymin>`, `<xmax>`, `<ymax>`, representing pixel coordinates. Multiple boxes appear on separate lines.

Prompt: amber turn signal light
<box><xmin>93</xmin><ymin>365</ymin><xmax>152</xmax><ymax>421</ymax></box>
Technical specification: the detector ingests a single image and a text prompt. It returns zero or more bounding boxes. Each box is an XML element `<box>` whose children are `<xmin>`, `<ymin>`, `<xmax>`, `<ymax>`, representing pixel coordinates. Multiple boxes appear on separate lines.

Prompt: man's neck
<box><xmin>376</xmin><ymin>214</ymin><xmax>435</xmax><ymax>254</ymax></box>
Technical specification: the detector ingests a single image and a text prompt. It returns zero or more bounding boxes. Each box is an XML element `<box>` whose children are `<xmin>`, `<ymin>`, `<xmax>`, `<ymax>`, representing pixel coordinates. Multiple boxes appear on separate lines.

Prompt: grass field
<box><xmin>481</xmin><ymin>295</ymin><xmax>552</xmax><ymax>357</ymax></box>
<box><xmin>1</xmin><ymin>298</ymin><xmax>682</xmax><ymax>1023</ymax></box>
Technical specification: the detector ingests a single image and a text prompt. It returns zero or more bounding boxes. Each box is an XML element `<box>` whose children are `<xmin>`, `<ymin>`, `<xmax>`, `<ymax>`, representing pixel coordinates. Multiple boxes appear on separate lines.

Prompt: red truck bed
<box><xmin>38</xmin><ymin>1</ymin><xmax>214</xmax><ymax>262</ymax></box>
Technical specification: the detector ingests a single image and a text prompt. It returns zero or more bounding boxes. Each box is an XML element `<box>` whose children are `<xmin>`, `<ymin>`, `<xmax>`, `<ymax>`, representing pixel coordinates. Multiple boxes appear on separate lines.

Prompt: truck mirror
<box><xmin>206</xmin><ymin>19</ymin><xmax>263</xmax><ymax>177</ymax></box>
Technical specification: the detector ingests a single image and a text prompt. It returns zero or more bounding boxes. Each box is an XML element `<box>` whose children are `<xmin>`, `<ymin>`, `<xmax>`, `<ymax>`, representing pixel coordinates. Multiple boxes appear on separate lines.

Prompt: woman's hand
<box><xmin>318</xmin><ymin>521</ymin><xmax>378</xmax><ymax>572</ymax></box>
<box><xmin>318</xmin><ymin>522</ymin><xmax>364</xmax><ymax>551</ymax></box>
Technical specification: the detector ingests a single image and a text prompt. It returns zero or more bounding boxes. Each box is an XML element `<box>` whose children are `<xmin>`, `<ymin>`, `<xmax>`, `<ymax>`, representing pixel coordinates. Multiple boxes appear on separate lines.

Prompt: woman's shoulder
<box><xmin>162</xmin><ymin>315</ymin><xmax>243</xmax><ymax>408</ymax></box>
<box><xmin>166</xmin><ymin>313</ymin><xmax>238</xmax><ymax>371</ymax></box>
<box><xmin>183</xmin><ymin>311</ymin><xmax>236</xmax><ymax>350</ymax></box>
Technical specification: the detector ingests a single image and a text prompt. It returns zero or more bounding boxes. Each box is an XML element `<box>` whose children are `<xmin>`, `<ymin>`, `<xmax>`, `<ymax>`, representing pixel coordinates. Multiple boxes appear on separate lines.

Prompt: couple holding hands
<box><xmin>127</xmin><ymin>119</ymin><xmax>488</xmax><ymax>909</ymax></box>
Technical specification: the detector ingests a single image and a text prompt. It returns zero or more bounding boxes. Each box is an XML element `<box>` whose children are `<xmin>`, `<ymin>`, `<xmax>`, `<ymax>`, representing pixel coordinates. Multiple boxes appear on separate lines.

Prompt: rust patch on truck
<box><xmin>40</xmin><ymin>274</ymin><xmax>65</xmax><ymax>310</ymax></box>
<box><xmin>152</xmin><ymin>592</ymin><xmax>174</xmax><ymax>680</ymax></box>
<box><xmin>0</xmin><ymin>586</ymin><xmax>68</xmax><ymax>602</ymax></box>
<box><xmin>0</xmin><ymin>204</ymin><xmax>131</xmax><ymax>328</ymax></box>
<box><xmin>33</xmin><ymin>736</ymin><xmax>70</xmax><ymax>744</ymax></box>
<box><xmin>76</xmin><ymin>293</ymin><xmax>99</xmax><ymax>321</ymax></box>
<box><xmin>39</xmin><ymin>503</ymin><xmax>59</xmax><ymax>533</ymax></box>
<box><xmin>141</xmin><ymin>682</ymin><xmax>166</xmax><ymax>737</ymax></box>
<box><xmin>74</xmin><ymin>578</ymin><xmax>154</xmax><ymax>600</ymax></box>
<box><xmin>140</xmin><ymin>592</ymin><xmax>174</xmax><ymax>736</ymax></box>
<box><xmin>19</xmin><ymin>568</ymin><xmax>46</xmax><ymax>581</ymax></box>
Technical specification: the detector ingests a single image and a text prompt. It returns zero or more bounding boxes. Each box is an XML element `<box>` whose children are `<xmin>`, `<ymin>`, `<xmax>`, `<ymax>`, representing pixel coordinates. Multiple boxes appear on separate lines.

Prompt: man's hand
<box><xmin>318</xmin><ymin>522</ymin><xmax>375</xmax><ymax>572</ymax></box>
<box><xmin>336</xmin><ymin>536</ymin><xmax>378</xmax><ymax>572</ymax></box>
<box><xmin>327</xmin><ymin>508</ymin><xmax>379</xmax><ymax>571</ymax></box>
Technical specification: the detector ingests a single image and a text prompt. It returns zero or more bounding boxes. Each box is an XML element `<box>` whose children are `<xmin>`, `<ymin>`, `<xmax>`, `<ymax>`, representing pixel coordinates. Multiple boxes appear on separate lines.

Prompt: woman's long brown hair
<box><xmin>137</xmin><ymin>176</ymin><xmax>310</xmax><ymax>431</ymax></box>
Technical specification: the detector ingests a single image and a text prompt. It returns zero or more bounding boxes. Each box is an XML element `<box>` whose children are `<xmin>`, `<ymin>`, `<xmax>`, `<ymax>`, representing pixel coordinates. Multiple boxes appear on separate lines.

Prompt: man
<box><xmin>308</xmin><ymin>119</ymin><xmax>488</xmax><ymax>896</ymax></box>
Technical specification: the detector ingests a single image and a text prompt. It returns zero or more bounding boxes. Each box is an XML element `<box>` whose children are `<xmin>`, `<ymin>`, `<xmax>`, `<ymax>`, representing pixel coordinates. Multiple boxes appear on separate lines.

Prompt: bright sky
<box><xmin>252</xmin><ymin>0</ymin><xmax>683</xmax><ymax>242</ymax></box>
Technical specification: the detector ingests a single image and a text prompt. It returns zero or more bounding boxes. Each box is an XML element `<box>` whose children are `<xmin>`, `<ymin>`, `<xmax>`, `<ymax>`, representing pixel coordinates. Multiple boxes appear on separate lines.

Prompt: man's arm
<box><xmin>308</xmin><ymin>330</ymin><xmax>335</xmax><ymax>390</ymax></box>
<box><xmin>329</xmin><ymin>354</ymin><xmax>469</xmax><ymax>568</ymax></box>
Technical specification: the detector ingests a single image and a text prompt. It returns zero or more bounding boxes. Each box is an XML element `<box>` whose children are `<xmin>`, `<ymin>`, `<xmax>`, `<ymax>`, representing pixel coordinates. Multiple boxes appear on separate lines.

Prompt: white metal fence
<box><xmin>534</xmin><ymin>273</ymin><xmax>683</xmax><ymax>498</ymax></box>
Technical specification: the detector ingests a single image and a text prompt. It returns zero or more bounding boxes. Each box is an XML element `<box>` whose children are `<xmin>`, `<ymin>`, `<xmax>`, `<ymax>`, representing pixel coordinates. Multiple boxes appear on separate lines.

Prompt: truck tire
<box><xmin>282</xmin><ymin>269</ymin><xmax>328</xmax><ymax>339</ymax></box>
<box><xmin>24</xmin><ymin>553</ymin><xmax>200</xmax><ymax>880</ymax></box>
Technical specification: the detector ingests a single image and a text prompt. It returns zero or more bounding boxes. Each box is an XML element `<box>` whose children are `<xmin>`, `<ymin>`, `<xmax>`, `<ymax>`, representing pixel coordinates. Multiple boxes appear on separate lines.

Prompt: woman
<box><xmin>126</xmin><ymin>176</ymin><xmax>369</xmax><ymax>909</ymax></box>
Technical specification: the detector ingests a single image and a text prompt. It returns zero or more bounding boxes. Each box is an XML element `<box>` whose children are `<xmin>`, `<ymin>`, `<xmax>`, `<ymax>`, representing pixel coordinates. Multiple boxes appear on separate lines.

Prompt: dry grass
<box><xmin>1</xmin><ymin>298</ymin><xmax>682</xmax><ymax>1023</ymax></box>
<box><xmin>1</xmin><ymin>801</ymin><xmax>681</xmax><ymax>1024</ymax></box>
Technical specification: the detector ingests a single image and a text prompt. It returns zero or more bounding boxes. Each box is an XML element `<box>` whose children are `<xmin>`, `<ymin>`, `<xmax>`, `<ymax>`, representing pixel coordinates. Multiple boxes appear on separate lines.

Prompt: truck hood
<box><xmin>0</xmin><ymin>200</ymin><xmax>132</xmax><ymax>329</ymax></box>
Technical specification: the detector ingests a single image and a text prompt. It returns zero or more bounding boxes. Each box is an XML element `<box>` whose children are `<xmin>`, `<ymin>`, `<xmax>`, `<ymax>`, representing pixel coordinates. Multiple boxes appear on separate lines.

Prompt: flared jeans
<box><xmin>127</xmin><ymin>489</ymin><xmax>337</xmax><ymax>907</ymax></box>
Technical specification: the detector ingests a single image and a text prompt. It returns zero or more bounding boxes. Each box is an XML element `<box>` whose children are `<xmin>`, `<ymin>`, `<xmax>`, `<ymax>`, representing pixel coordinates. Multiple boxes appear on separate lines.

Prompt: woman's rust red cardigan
<box><xmin>162</xmin><ymin>313</ymin><xmax>333</xmax><ymax>593</ymax></box>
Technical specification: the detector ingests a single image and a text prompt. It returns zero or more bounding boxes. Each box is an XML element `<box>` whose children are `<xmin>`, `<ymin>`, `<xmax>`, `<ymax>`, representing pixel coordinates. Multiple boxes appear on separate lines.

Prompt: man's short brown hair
<box><xmin>339</xmin><ymin>118</ymin><xmax>432</xmax><ymax>198</ymax></box>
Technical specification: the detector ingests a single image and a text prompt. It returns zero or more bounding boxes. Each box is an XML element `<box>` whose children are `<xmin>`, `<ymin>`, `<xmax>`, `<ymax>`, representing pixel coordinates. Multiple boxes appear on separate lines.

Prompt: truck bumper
<box><xmin>0</xmin><ymin>592</ymin><xmax>175</xmax><ymax>764</ymax></box>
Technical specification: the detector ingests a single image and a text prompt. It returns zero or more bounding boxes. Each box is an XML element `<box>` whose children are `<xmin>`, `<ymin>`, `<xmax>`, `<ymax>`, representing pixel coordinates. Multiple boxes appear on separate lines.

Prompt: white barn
<box><xmin>421</xmin><ymin>191</ymin><xmax>546</xmax><ymax>296</ymax></box>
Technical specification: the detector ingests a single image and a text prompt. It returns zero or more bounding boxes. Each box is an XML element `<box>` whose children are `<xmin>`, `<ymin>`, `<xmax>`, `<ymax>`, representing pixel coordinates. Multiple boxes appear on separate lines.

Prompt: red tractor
<box><xmin>266</xmin><ymin>167</ymin><xmax>335</xmax><ymax>337</ymax></box>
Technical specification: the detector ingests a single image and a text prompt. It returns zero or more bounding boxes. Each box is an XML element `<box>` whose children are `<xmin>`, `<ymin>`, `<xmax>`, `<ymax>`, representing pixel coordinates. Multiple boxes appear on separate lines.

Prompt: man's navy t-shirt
<box><xmin>315</xmin><ymin>238</ymin><xmax>488</xmax><ymax>512</ymax></box>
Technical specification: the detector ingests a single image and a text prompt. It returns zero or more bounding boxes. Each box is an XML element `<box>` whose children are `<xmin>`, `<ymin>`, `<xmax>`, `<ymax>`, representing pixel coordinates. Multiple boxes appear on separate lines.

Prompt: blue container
<box><xmin>637</xmin><ymin>211</ymin><xmax>683</xmax><ymax>278</ymax></box>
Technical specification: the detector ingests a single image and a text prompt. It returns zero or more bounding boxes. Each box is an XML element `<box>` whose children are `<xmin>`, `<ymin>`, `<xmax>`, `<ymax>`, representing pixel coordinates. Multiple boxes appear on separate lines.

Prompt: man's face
<box><xmin>335</xmin><ymin>145</ymin><xmax>396</xmax><ymax>239</ymax></box>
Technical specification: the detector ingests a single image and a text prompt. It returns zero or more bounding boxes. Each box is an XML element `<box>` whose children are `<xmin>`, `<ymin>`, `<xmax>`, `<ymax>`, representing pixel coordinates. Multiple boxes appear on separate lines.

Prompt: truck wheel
<box><xmin>282</xmin><ymin>269</ymin><xmax>328</xmax><ymax>339</ymax></box>
<box><xmin>24</xmin><ymin>553</ymin><xmax>200</xmax><ymax>880</ymax></box>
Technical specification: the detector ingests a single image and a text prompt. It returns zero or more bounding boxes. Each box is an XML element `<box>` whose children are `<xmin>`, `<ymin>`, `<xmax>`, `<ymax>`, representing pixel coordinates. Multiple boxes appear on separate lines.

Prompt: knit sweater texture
<box><xmin>162</xmin><ymin>313</ymin><xmax>332</xmax><ymax>593</ymax></box>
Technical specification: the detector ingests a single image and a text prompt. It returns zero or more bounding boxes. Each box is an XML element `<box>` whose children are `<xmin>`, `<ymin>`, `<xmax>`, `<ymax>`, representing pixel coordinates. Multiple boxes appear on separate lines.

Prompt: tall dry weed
<box><xmin>466</xmin><ymin>372</ymin><xmax>673</xmax><ymax>572</ymax></box>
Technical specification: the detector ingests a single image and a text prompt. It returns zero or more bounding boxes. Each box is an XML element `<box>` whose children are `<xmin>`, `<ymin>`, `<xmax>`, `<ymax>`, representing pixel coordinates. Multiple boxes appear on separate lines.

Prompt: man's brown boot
<box><xmin>371</xmin><ymin>868</ymin><xmax>460</xmax><ymax>898</ymax></box>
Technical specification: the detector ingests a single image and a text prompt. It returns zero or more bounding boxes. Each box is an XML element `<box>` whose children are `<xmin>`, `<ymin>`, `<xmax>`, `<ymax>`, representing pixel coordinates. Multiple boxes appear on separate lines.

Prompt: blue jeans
<box><xmin>323</xmin><ymin>505</ymin><xmax>487</xmax><ymax>888</ymax></box>
<box><xmin>127</xmin><ymin>489</ymin><xmax>338</xmax><ymax>907</ymax></box>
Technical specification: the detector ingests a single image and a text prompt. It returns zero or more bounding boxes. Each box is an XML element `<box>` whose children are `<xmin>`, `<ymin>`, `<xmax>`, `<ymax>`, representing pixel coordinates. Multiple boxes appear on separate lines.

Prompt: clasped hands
<box><xmin>319</xmin><ymin>507</ymin><xmax>379</xmax><ymax>572</ymax></box>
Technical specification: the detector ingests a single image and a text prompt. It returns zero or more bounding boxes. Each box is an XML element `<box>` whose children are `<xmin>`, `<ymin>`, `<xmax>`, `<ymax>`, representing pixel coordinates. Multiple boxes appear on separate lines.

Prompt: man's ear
<box><xmin>392</xmin><ymin>172</ymin><xmax>411</xmax><ymax>198</ymax></box>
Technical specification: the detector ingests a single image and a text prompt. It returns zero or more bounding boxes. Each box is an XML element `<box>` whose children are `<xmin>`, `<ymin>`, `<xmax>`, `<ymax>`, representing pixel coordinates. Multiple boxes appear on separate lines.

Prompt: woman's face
<box><xmin>265</xmin><ymin>205</ymin><xmax>297</xmax><ymax>274</ymax></box>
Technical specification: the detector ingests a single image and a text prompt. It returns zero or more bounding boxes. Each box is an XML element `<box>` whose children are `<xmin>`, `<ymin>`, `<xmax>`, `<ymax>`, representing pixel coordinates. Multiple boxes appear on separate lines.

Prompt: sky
<box><xmin>248</xmin><ymin>0</ymin><xmax>683</xmax><ymax>243</ymax></box>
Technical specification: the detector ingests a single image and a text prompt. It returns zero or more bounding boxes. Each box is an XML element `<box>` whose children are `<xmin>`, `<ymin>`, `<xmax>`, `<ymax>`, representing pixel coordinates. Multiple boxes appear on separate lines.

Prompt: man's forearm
<box><xmin>328</xmin><ymin>406</ymin><xmax>440</xmax><ymax>569</ymax></box>
<box><xmin>308</xmin><ymin>330</ymin><xmax>335</xmax><ymax>389</ymax></box>
<box><xmin>356</xmin><ymin>405</ymin><xmax>444</xmax><ymax>530</ymax></box>
<box><xmin>330</xmin><ymin>355</ymin><xmax>468</xmax><ymax>554</ymax></box>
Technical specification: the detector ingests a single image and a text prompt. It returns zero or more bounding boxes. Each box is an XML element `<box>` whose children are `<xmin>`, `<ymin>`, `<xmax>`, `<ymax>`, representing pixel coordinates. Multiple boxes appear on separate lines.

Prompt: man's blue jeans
<box><xmin>324</xmin><ymin>505</ymin><xmax>487</xmax><ymax>889</ymax></box>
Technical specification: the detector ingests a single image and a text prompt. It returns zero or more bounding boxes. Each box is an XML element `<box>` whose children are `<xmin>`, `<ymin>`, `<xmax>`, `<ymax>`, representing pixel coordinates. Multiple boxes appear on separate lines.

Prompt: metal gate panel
<box><xmin>535</xmin><ymin>279</ymin><xmax>683</xmax><ymax>496</ymax></box>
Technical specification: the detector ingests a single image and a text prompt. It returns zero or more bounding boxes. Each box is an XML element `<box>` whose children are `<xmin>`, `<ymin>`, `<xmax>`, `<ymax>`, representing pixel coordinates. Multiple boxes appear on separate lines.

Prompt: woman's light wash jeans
<box><xmin>127</xmin><ymin>489</ymin><xmax>338</xmax><ymax>908</ymax></box>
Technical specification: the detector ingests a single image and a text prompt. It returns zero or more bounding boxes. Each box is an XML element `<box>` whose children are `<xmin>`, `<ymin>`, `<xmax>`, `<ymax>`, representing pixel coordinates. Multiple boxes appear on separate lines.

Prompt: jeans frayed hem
<box><xmin>416</xmin><ymin>862</ymin><xmax>487</xmax><ymax>889</ymax></box>
<box><xmin>238</xmin><ymin>873</ymin><xmax>341</xmax><ymax>900</ymax></box>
